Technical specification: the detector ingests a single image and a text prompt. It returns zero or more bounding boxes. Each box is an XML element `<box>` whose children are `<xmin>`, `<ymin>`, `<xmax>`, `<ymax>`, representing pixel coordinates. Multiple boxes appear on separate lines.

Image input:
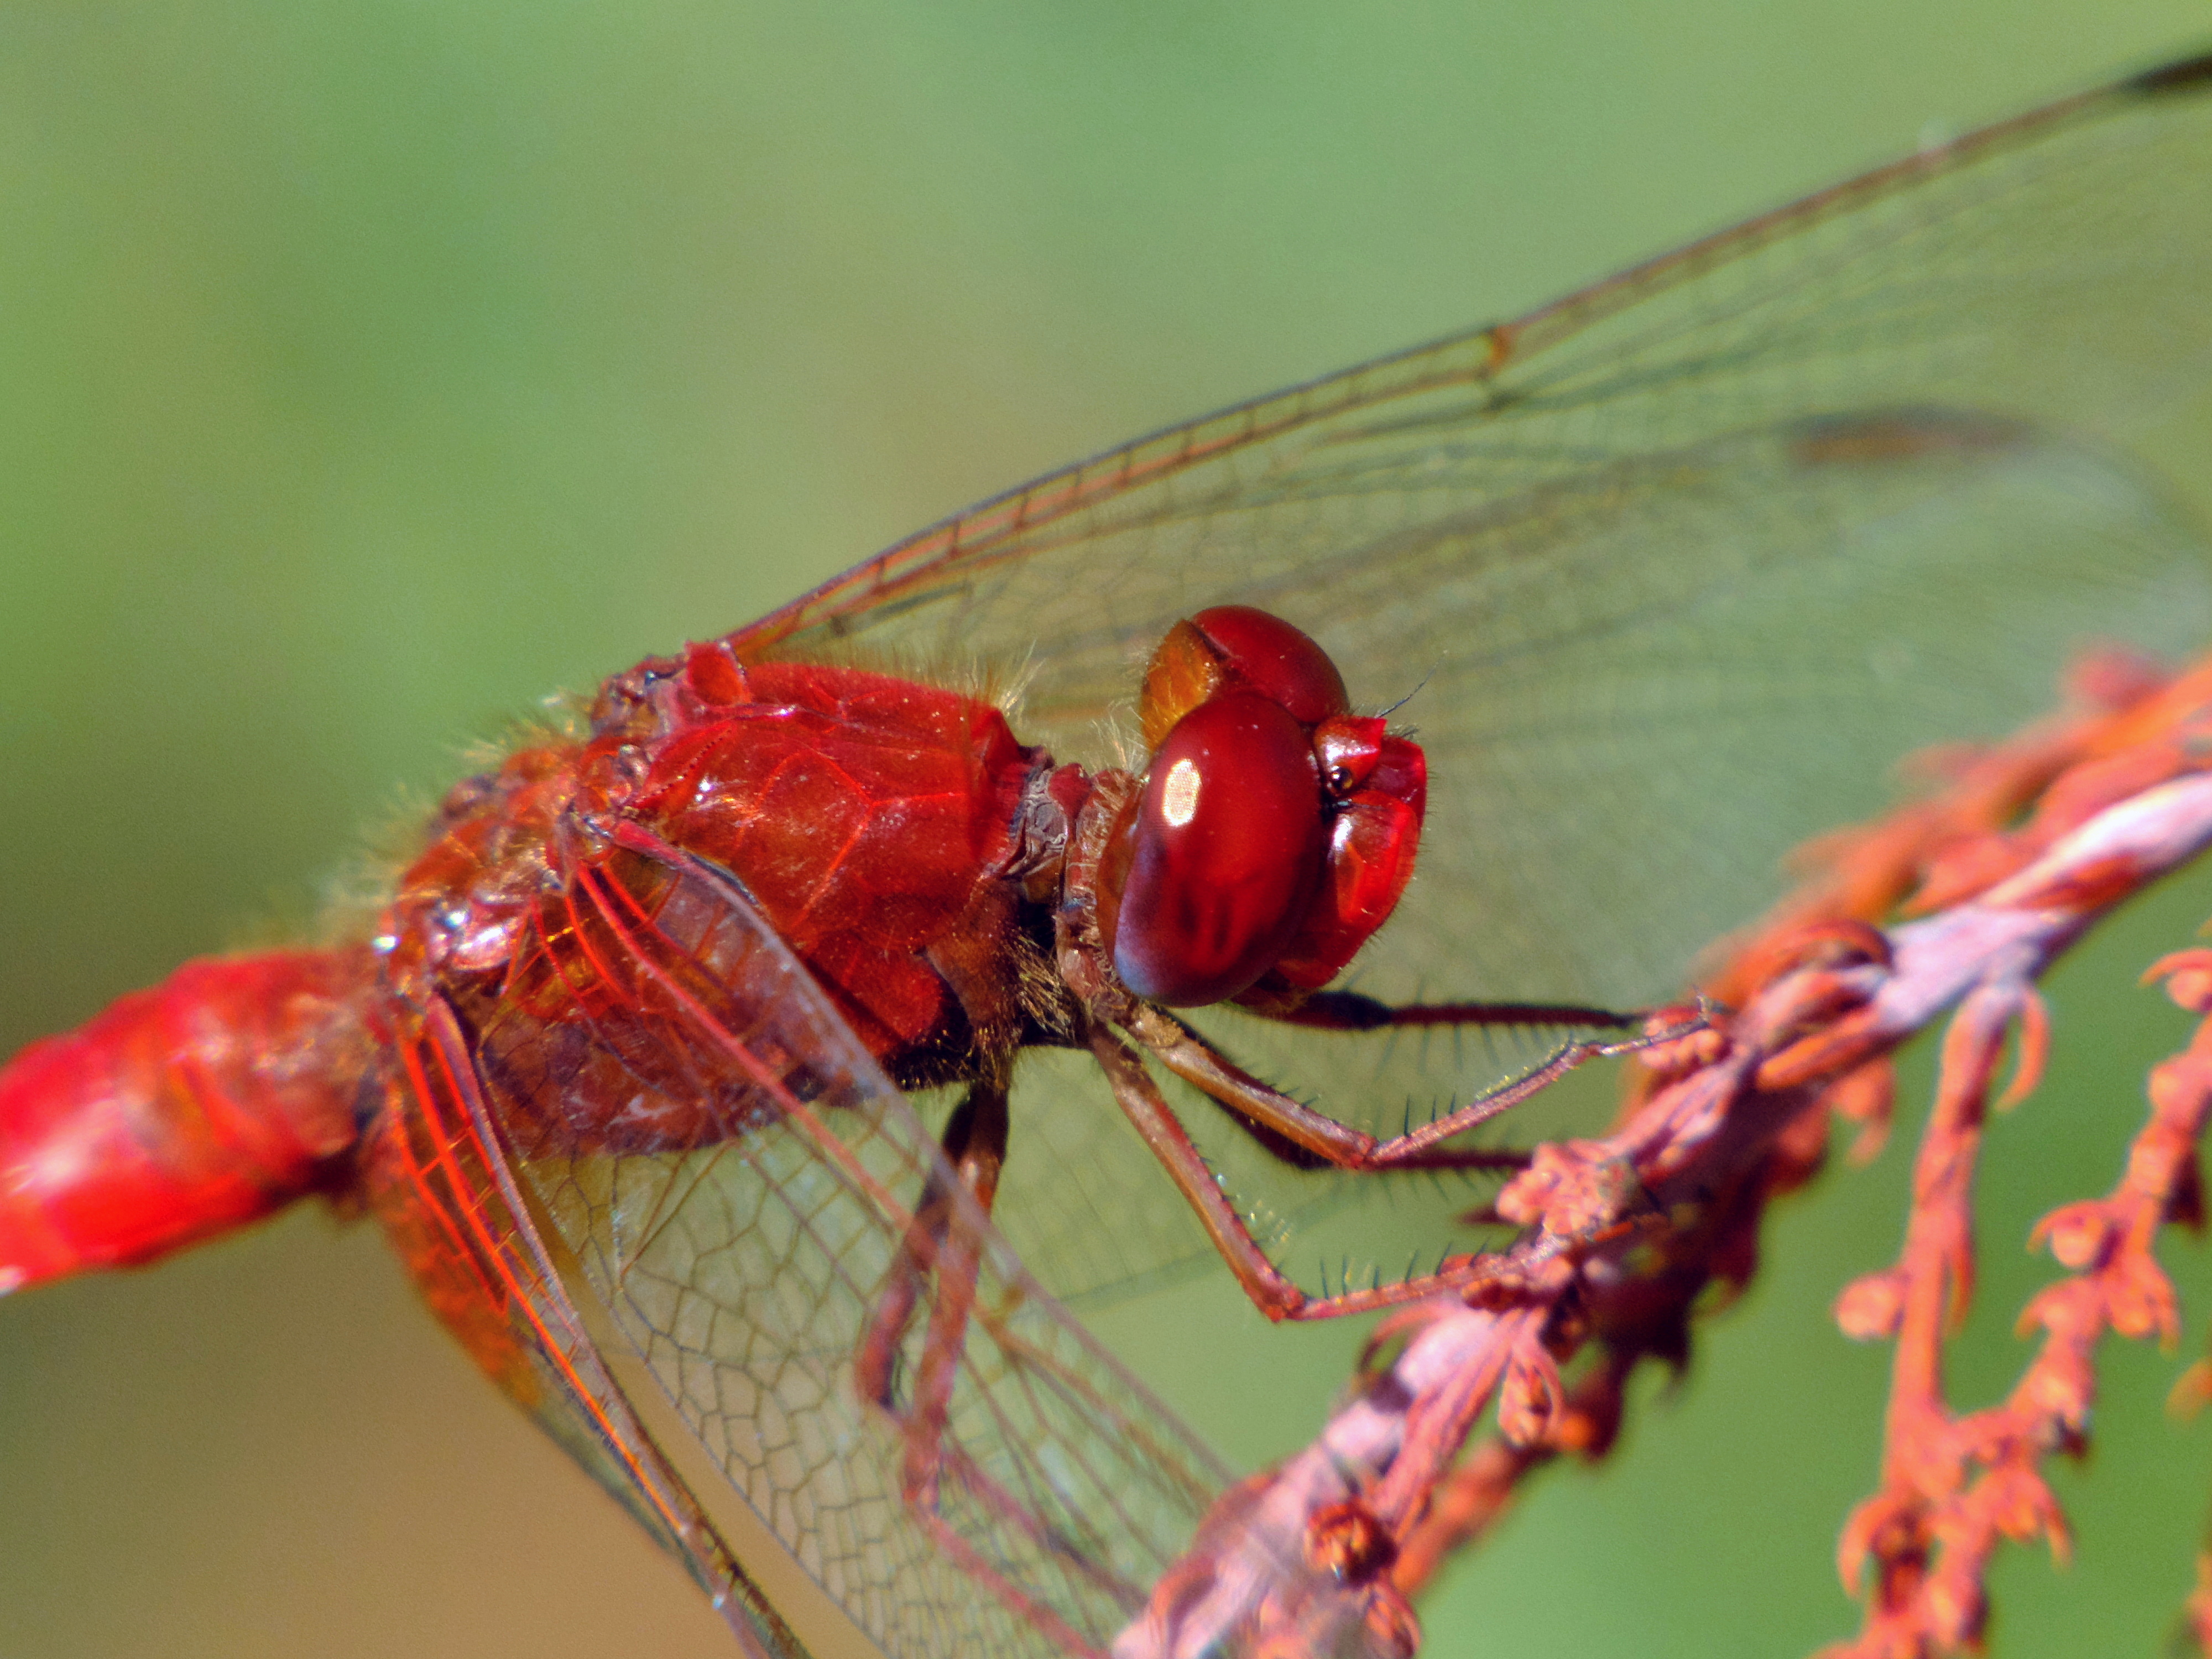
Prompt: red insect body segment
<box><xmin>380</xmin><ymin>643</ymin><xmax>1042</xmax><ymax>1103</ymax></box>
<box><xmin>1266</xmin><ymin>725</ymin><xmax>1427</xmax><ymax>997</ymax></box>
<box><xmin>594</xmin><ymin>649</ymin><xmax>1041</xmax><ymax>1057</ymax></box>
<box><xmin>0</xmin><ymin>950</ymin><xmax>372</xmax><ymax>1291</ymax></box>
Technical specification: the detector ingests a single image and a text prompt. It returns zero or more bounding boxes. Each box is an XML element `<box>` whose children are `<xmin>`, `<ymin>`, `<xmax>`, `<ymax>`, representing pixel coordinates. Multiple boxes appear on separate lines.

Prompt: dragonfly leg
<box><xmin>854</xmin><ymin>1082</ymin><xmax>1089</xmax><ymax>1564</ymax></box>
<box><xmin>1094</xmin><ymin>1003</ymin><xmax>1699</xmax><ymax>1321</ymax></box>
<box><xmin>1089</xmin><ymin>1021</ymin><xmax>1515</xmax><ymax>1320</ymax></box>
<box><xmin>1127</xmin><ymin>1000</ymin><xmax>1689</xmax><ymax>1172</ymax></box>
<box><xmin>851</xmin><ymin>1086</ymin><xmax>1136</xmax><ymax>1650</ymax></box>
<box><xmin>853</xmin><ymin>1080</ymin><xmax>1009</xmax><ymax>1433</ymax></box>
<box><xmin>1263</xmin><ymin>990</ymin><xmax>1641</xmax><ymax>1035</ymax></box>
<box><xmin>1087</xmin><ymin>1025</ymin><xmax>1316</xmax><ymax>1319</ymax></box>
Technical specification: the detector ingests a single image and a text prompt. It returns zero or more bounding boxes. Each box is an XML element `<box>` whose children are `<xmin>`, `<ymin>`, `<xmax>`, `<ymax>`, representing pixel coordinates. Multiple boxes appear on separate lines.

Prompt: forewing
<box><xmin>719</xmin><ymin>59</ymin><xmax>2212</xmax><ymax>1312</ymax></box>
<box><xmin>735</xmin><ymin>56</ymin><xmax>2212</xmax><ymax>1016</ymax></box>
<box><xmin>463</xmin><ymin>834</ymin><xmax>1228</xmax><ymax>1659</ymax></box>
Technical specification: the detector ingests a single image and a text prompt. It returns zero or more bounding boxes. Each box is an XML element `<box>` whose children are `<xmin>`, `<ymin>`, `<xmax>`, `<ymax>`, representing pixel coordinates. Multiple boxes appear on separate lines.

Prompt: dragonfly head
<box><xmin>1097</xmin><ymin>607</ymin><xmax>1427</xmax><ymax>1009</ymax></box>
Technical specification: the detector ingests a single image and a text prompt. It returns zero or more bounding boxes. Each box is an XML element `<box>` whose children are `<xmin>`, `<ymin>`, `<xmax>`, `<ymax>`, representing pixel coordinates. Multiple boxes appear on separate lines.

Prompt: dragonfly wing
<box><xmin>455</xmin><ymin>835</ymin><xmax>1228</xmax><ymax>1658</ymax></box>
<box><xmin>734</xmin><ymin>58</ymin><xmax>2212</xmax><ymax>1016</ymax></box>
<box><xmin>370</xmin><ymin>1003</ymin><xmax>815</xmax><ymax>1658</ymax></box>
<box><xmin>758</xmin><ymin>413</ymin><xmax>2212</xmax><ymax>1313</ymax></box>
<box><xmin>707</xmin><ymin>60</ymin><xmax>2212</xmax><ymax>1313</ymax></box>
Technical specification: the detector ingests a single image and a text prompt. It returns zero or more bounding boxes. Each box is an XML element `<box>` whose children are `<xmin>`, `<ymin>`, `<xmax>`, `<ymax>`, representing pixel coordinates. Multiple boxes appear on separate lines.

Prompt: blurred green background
<box><xmin>5</xmin><ymin>3</ymin><xmax>2212</xmax><ymax>1656</ymax></box>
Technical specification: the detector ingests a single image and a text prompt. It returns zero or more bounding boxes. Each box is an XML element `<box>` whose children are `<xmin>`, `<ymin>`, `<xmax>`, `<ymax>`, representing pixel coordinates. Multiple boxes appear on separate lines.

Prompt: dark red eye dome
<box><xmin>1109</xmin><ymin>691</ymin><xmax>1328</xmax><ymax>1006</ymax></box>
<box><xmin>1182</xmin><ymin>606</ymin><xmax>1350</xmax><ymax>727</ymax></box>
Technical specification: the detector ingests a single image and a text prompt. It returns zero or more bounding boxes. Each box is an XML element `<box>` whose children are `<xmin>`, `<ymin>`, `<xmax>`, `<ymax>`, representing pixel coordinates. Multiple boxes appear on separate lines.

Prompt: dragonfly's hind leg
<box><xmin>852</xmin><ymin>1081</ymin><xmax>1129</xmax><ymax>1648</ymax></box>
<box><xmin>853</xmin><ymin>1079</ymin><xmax>1008</xmax><ymax>1462</ymax></box>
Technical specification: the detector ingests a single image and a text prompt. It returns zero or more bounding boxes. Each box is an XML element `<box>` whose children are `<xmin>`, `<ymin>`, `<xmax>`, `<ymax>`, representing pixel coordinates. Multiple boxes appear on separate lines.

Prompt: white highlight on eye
<box><xmin>1160</xmin><ymin>758</ymin><xmax>1202</xmax><ymax>827</ymax></box>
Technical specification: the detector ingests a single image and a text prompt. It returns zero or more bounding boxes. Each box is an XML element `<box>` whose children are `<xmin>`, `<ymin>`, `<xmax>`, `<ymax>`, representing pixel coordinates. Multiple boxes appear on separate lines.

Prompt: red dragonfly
<box><xmin>7</xmin><ymin>53</ymin><xmax>2212</xmax><ymax>1659</ymax></box>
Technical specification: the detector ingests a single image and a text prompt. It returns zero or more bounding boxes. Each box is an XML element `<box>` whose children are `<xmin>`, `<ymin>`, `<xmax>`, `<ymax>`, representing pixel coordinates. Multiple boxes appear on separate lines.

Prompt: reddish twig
<box><xmin>1822</xmin><ymin>947</ymin><xmax>2212</xmax><ymax>1656</ymax></box>
<box><xmin>1114</xmin><ymin>651</ymin><xmax>2212</xmax><ymax>1659</ymax></box>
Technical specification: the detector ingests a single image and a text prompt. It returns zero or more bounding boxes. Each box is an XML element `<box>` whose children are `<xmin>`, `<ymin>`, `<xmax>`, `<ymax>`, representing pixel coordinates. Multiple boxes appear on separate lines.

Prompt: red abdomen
<box><xmin>0</xmin><ymin>950</ymin><xmax>373</xmax><ymax>1290</ymax></box>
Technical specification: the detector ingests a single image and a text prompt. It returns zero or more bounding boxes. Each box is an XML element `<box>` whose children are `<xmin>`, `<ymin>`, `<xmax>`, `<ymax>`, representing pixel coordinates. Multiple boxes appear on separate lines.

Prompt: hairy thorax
<box><xmin>377</xmin><ymin>639</ymin><xmax>1082</xmax><ymax>1152</ymax></box>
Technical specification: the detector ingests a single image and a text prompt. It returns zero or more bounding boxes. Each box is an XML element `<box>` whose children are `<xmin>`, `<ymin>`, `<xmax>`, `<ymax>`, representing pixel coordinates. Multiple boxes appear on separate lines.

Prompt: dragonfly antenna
<box><xmin>1377</xmin><ymin>668</ymin><xmax>1434</xmax><ymax>723</ymax></box>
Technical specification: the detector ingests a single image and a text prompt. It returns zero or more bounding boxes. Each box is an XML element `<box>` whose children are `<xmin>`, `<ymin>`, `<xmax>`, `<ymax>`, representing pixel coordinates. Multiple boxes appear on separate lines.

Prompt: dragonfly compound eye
<box><xmin>1110</xmin><ymin>690</ymin><xmax>1330</xmax><ymax>1006</ymax></box>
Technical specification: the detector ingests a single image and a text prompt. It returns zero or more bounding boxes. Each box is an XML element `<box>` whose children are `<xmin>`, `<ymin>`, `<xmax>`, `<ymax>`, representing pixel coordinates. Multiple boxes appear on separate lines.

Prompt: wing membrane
<box><xmin>735</xmin><ymin>60</ymin><xmax>2212</xmax><ymax>1014</ymax></box>
<box><xmin>458</xmin><ymin>833</ymin><xmax>1228</xmax><ymax>1658</ymax></box>
<box><xmin>701</xmin><ymin>60</ymin><xmax>2212</xmax><ymax>1311</ymax></box>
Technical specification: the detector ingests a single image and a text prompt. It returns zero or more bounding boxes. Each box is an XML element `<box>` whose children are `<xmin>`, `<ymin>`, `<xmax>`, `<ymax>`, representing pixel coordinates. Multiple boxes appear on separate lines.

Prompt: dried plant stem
<box><xmin>1825</xmin><ymin>952</ymin><xmax>2212</xmax><ymax>1658</ymax></box>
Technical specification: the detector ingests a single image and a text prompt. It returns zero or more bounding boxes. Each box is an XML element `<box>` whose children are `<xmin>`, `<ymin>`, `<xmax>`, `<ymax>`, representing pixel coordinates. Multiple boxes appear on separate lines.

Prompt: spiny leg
<box><xmin>1088</xmin><ymin>1025</ymin><xmax>1500</xmax><ymax>1321</ymax></box>
<box><xmin>1269</xmin><ymin>991</ymin><xmax>1643</xmax><ymax>1035</ymax></box>
<box><xmin>1129</xmin><ymin>999</ymin><xmax>1693</xmax><ymax>1171</ymax></box>
<box><xmin>1093</xmin><ymin>1000</ymin><xmax>1697</xmax><ymax>1321</ymax></box>
<box><xmin>1088</xmin><ymin>1025</ymin><xmax>1317</xmax><ymax>1321</ymax></box>
<box><xmin>854</xmin><ymin>1082</ymin><xmax>1008</xmax><ymax>1458</ymax></box>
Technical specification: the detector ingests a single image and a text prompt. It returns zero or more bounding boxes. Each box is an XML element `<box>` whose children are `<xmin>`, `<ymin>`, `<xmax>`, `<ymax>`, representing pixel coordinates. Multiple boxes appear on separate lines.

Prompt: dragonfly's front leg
<box><xmin>1265</xmin><ymin>990</ymin><xmax>1640</xmax><ymax>1037</ymax></box>
<box><xmin>1094</xmin><ymin>999</ymin><xmax>1698</xmax><ymax>1321</ymax></box>
<box><xmin>1131</xmin><ymin>1000</ymin><xmax>1690</xmax><ymax>1171</ymax></box>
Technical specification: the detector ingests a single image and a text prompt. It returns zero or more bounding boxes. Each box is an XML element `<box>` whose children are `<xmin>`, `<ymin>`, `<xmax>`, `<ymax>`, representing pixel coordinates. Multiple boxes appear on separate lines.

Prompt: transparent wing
<box><xmin>735</xmin><ymin>56</ymin><xmax>2212</xmax><ymax>1015</ymax></box>
<box><xmin>720</xmin><ymin>61</ymin><xmax>2212</xmax><ymax>1308</ymax></box>
<box><xmin>367</xmin><ymin>1009</ymin><xmax>815</xmax><ymax>1659</ymax></box>
<box><xmin>453</xmin><ymin>836</ymin><xmax>1229</xmax><ymax>1659</ymax></box>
